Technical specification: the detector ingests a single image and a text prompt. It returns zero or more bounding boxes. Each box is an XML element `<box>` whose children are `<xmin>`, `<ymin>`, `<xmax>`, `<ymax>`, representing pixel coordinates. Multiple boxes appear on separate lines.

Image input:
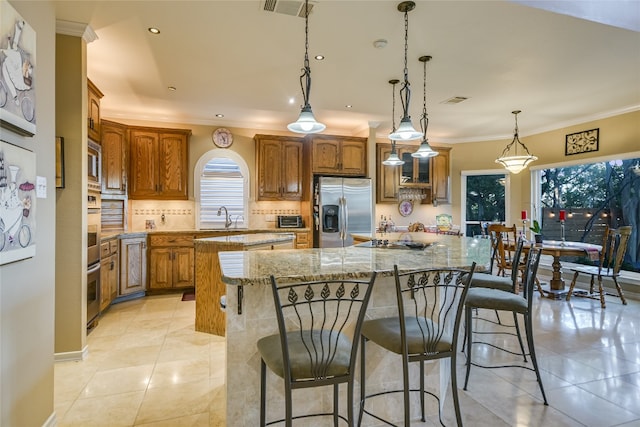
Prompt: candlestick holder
<box><xmin>560</xmin><ymin>219</ymin><xmax>566</xmax><ymax>246</ymax></box>
<box><xmin>521</xmin><ymin>219</ymin><xmax>528</xmax><ymax>242</ymax></box>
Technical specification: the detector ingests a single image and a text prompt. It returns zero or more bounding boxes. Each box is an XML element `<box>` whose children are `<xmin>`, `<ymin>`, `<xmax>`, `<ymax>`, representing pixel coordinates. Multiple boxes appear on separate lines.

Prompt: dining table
<box><xmin>525</xmin><ymin>239</ymin><xmax>601</xmax><ymax>298</ymax></box>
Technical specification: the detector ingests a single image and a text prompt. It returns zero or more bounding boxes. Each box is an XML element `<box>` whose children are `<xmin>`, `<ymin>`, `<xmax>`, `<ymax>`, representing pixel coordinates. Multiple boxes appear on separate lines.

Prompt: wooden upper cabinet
<box><xmin>431</xmin><ymin>147</ymin><xmax>451</xmax><ymax>204</ymax></box>
<box><xmin>376</xmin><ymin>143</ymin><xmax>451</xmax><ymax>204</ymax></box>
<box><xmin>376</xmin><ymin>144</ymin><xmax>400</xmax><ymax>203</ymax></box>
<box><xmin>87</xmin><ymin>79</ymin><xmax>104</xmax><ymax>143</ymax></box>
<box><xmin>101</xmin><ymin>120</ymin><xmax>127</xmax><ymax>195</ymax></box>
<box><xmin>128</xmin><ymin>127</ymin><xmax>191</xmax><ymax>200</ymax></box>
<box><xmin>310</xmin><ymin>135</ymin><xmax>367</xmax><ymax>176</ymax></box>
<box><xmin>256</xmin><ymin>134</ymin><xmax>304</xmax><ymax>201</ymax></box>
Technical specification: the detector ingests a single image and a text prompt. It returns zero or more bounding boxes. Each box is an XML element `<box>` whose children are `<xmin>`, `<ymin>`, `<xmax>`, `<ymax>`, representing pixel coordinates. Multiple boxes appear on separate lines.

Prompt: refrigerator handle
<box><xmin>341</xmin><ymin>196</ymin><xmax>348</xmax><ymax>241</ymax></box>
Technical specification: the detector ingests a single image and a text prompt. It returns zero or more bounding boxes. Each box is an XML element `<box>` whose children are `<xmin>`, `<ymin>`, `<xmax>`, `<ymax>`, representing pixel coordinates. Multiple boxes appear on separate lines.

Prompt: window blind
<box><xmin>200</xmin><ymin>158</ymin><xmax>245</xmax><ymax>229</ymax></box>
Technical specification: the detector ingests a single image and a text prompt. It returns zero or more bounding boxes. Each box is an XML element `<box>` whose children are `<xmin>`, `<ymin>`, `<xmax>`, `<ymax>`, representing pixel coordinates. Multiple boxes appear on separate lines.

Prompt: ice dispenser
<box><xmin>323</xmin><ymin>205</ymin><xmax>339</xmax><ymax>232</ymax></box>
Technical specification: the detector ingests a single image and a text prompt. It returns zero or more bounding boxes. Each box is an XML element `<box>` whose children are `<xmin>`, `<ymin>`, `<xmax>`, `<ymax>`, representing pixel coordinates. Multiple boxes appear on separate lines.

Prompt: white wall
<box><xmin>0</xmin><ymin>1</ymin><xmax>56</xmax><ymax>425</ymax></box>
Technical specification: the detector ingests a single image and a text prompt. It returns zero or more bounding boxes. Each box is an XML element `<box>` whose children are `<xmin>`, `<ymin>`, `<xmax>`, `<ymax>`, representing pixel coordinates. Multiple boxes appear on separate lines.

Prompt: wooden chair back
<box><xmin>487</xmin><ymin>223</ymin><xmax>518</xmax><ymax>276</ymax></box>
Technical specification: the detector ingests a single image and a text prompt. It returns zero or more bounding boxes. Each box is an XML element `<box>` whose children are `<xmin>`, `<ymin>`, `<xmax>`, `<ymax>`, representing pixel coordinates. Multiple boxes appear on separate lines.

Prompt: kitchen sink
<box><xmin>354</xmin><ymin>240</ymin><xmax>430</xmax><ymax>250</ymax></box>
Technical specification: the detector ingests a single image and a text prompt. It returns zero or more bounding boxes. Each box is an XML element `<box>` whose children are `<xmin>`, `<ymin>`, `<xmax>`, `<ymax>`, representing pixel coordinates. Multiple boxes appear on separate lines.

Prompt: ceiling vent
<box><xmin>261</xmin><ymin>0</ymin><xmax>316</xmax><ymax>18</ymax></box>
<box><xmin>441</xmin><ymin>96</ymin><xmax>469</xmax><ymax>105</ymax></box>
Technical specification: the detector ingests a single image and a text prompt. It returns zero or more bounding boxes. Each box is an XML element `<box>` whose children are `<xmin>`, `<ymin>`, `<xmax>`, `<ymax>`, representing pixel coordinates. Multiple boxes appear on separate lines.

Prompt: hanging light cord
<box><xmin>398</xmin><ymin>8</ymin><xmax>411</xmax><ymax>118</ymax></box>
<box><xmin>298</xmin><ymin>0</ymin><xmax>312</xmax><ymax>109</ymax></box>
<box><xmin>499</xmin><ymin>111</ymin><xmax>535</xmax><ymax>157</ymax></box>
<box><xmin>420</xmin><ymin>57</ymin><xmax>428</xmax><ymax>139</ymax></box>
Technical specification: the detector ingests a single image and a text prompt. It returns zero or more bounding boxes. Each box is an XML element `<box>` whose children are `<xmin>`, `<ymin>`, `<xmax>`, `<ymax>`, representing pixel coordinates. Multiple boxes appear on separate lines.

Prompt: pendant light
<box><xmin>383</xmin><ymin>79</ymin><xmax>405</xmax><ymax>166</ymax></box>
<box><xmin>388</xmin><ymin>1</ymin><xmax>422</xmax><ymax>141</ymax></box>
<box><xmin>495</xmin><ymin>110</ymin><xmax>538</xmax><ymax>174</ymax></box>
<box><xmin>412</xmin><ymin>55</ymin><xmax>438</xmax><ymax>158</ymax></box>
<box><xmin>287</xmin><ymin>0</ymin><xmax>326</xmax><ymax>134</ymax></box>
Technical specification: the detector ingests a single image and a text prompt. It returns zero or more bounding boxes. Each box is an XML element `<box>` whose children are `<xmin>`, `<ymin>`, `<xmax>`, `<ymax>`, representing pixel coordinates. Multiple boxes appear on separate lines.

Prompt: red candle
<box><xmin>521</xmin><ymin>210</ymin><xmax>527</xmax><ymax>220</ymax></box>
<box><xmin>559</xmin><ymin>210</ymin><xmax>566</xmax><ymax>221</ymax></box>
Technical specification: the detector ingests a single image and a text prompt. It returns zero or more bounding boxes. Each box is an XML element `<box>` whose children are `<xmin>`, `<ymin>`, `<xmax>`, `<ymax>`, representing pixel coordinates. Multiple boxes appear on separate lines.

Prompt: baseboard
<box><xmin>41</xmin><ymin>411</ymin><xmax>56</xmax><ymax>427</ymax></box>
<box><xmin>54</xmin><ymin>345</ymin><xmax>88</xmax><ymax>362</ymax></box>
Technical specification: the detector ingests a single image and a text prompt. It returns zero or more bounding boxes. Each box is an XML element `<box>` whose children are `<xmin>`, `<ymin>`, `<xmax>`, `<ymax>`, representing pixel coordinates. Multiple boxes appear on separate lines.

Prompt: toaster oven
<box><xmin>277</xmin><ymin>215</ymin><xmax>304</xmax><ymax>228</ymax></box>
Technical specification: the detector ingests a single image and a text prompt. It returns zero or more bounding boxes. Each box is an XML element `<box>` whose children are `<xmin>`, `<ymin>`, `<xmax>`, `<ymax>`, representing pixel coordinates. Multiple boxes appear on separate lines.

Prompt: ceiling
<box><xmin>52</xmin><ymin>0</ymin><xmax>640</xmax><ymax>143</ymax></box>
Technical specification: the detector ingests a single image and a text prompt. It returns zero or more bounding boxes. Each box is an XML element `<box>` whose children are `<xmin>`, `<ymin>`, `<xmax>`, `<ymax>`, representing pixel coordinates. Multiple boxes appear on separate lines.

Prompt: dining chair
<box><xmin>463</xmin><ymin>246</ymin><xmax>548</xmax><ymax>406</ymax></box>
<box><xmin>358</xmin><ymin>264</ymin><xmax>476</xmax><ymax>427</ymax></box>
<box><xmin>257</xmin><ymin>273</ymin><xmax>377</xmax><ymax>427</ymax></box>
<box><xmin>487</xmin><ymin>223</ymin><xmax>518</xmax><ymax>277</ymax></box>
<box><xmin>566</xmin><ymin>225</ymin><xmax>632</xmax><ymax>308</ymax></box>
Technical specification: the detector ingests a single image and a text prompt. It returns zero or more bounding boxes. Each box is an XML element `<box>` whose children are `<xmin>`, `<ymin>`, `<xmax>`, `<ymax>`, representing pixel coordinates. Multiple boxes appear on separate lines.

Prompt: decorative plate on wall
<box><xmin>398</xmin><ymin>200</ymin><xmax>413</xmax><ymax>217</ymax></box>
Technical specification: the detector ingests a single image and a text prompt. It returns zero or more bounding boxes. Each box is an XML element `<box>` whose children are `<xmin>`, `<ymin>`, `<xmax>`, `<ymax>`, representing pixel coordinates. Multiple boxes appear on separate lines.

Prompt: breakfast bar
<box><xmin>219</xmin><ymin>234</ymin><xmax>490</xmax><ymax>425</ymax></box>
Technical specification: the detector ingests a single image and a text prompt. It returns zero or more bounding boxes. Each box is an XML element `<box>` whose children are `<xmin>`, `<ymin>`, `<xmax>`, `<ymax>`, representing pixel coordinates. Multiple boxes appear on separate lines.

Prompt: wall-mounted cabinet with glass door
<box><xmin>376</xmin><ymin>143</ymin><xmax>451</xmax><ymax>204</ymax></box>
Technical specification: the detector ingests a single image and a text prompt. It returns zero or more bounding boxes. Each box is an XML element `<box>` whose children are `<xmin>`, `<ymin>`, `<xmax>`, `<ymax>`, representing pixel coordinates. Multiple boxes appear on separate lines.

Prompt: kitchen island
<box><xmin>219</xmin><ymin>233</ymin><xmax>490</xmax><ymax>425</ymax></box>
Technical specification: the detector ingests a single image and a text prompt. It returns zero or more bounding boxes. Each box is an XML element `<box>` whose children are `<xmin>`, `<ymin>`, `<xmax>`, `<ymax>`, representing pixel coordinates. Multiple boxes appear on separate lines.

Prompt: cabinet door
<box><xmin>101</xmin><ymin>121</ymin><xmax>127</xmax><ymax>195</ymax></box>
<box><xmin>100</xmin><ymin>257</ymin><xmax>111</xmax><ymax>311</ymax></box>
<box><xmin>281</xmin><ymin>140</ymin><xmax>303</xmax><ymax>200</ymax></box>
<box><xmin>158</xmin><ymin>133</ymin><xmax>188</xmax><ymax>199</ymax></box>
<box><xmin>120</xmin><ymin>237</ymin><xmax>147</xmax><ymax>295</ymax></box>
<box><xmin>376</xmin><ymin>144</ymin><xmax>400</xmax><ymax>203</ymax></box>
<box><xmin>129</xmin><ymin>131</ymin><xmax>159</xmax><ymax>198</ymax></box>
<box><xmin>312</xmin><ymin>139</ymin><xmax>340</xmax><ymax>173</ymax></box>
<box><xmin>172</xmin><ymin>247</ymin><xmax>195</xmax><ymax>288</ymax></box>
<box><xmin>108</xmin><ymin>252</ymin><xmax>119</xmax><ymax>302</ymax></box>
<box><xmin>257</xmin><ymin>139</ymin><xmax>283</xmax><ymax>200</ymax></box>
<box><xmin>87</xmin><ymin>80</ymin><xmax>103</xmax><ymax>143</ymax></box>
<box><xmin>339</xmin><ymin>139</ymin><xmax>367</xmax><ymax>175</ymax></box>
<box><xmin>400</xmin><ymin>147</ymin><xmax>430</xmax><ymax>184</ymax></box>
<box><xmin>431</xmin><ymin>148</ymin><xmax>451</xmax><ymax>204</ymax></box>
<box><xmin>149</xmin><ymin>248</ymin><xmax>173</xmax><ymax>289</ymax></box>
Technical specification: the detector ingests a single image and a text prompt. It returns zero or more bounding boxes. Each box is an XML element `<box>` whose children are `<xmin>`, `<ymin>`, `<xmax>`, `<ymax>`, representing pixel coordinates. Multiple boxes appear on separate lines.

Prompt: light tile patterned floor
<box><xmin>54</xmin><ymin>285</ymin><xmax>640</xmax><ymax>426</ymax></box>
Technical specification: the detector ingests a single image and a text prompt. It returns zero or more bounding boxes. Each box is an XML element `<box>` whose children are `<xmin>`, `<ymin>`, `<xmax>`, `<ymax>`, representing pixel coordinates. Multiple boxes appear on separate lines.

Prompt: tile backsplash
<box><xmin>128</xmin><ymin>199</ymin><xmax>304</xmax><ymax>231</ymax></box>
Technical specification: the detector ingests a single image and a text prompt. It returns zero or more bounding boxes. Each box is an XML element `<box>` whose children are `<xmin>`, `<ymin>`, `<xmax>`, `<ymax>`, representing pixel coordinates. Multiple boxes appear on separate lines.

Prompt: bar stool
<box><xmin>463</xmin><ymin>247</ymin><xmax>548</xmax><ymax>405</ymax></box>
<box><xmin>257</xmin><ymin>273</ymin><xmax>377</xmax><ymax>427</ymax></box>
<box><xmin>358</xmin><ymin>265</ymin><xmax>476</xmax><ymax>426</ymax></box>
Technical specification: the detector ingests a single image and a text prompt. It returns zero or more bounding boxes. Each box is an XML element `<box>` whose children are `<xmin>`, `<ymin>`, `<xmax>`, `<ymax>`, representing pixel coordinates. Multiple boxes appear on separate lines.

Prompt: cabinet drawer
<box><xmin>101</xmin><ymin>242</ymin><xmax>111</xmax><ymax>258</ymax></box>
<box><xmin>149</xmin><ymin>234</ymin><xmax>194</xmax><ymax>247</ymax></box>
<box><xmin>296</xmin><ymin>232</ymin><xmax>309</xmax><ymax>243</ymax></box>
<box><xmin>109</xmin><ymin>240</ymin><xmax>119</xmax><ymax>254</ymax></box>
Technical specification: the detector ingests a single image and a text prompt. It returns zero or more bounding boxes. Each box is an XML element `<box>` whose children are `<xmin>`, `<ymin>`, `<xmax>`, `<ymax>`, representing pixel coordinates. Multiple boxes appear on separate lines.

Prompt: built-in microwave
<box><xmin>88</xmin><ymin>140</ymin><xmax>101</xmax><ymax>193</ymax></box>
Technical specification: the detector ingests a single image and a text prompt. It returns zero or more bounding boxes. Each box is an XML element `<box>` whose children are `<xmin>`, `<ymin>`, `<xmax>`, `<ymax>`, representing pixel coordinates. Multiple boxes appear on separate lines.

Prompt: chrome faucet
<box><xmin>217</xmin><ymin>206</ymin><xmax>232</xmax><ymax>229</ymax></box>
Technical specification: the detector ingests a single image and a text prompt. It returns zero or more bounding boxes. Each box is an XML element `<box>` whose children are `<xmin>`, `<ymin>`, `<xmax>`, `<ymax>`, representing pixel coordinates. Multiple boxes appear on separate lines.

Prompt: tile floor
<box><xmin>54</xmin><ymin>285</ymin><xmax>640</xmax><ymax>426</ymax></box>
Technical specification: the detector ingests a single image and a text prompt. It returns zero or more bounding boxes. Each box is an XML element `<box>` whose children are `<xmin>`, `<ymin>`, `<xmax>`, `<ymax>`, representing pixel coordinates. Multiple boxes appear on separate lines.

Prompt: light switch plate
<box><xmin>36</xmin><ymin>176</ymin><xmax>46</xmax><ymax>198</ymax></box>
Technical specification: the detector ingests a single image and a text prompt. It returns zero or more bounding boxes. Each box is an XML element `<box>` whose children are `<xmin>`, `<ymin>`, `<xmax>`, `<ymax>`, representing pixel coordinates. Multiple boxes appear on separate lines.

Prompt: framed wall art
<box><xmin>55</xmin><ymin>137</ymin><xmax>64</xmax><ymax>188</ymax></box>
<box><xmin>0</xmin><ymin>0</ymin><xmax>37</xmax><ymax>137</ymax></box>
<box><xmin>565</xmin><ymin>128</ymin><xmax>599</xmax><ymax>156</ymax></box>
<box><xmin>0</xmin><ymin>140</ymin><xmax>36</xmax><ymax>265</ymax></box>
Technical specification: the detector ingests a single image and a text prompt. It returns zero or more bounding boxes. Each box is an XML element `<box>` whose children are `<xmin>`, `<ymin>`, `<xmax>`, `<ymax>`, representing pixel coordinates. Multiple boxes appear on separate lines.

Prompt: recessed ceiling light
<box><xmin>345</xmin><ymin>105</ymin><xmax>352</xmax><ymax>108</ymax></box>
<box><xmin>148</xmin><ymin>27</ymin><xmax>160</xmax><ymax>34</ymax></box>
<box><xmin>215</xmin><ymin>114</ymin><xmax>224</xmax><ymax>118</ymax></box>
<box><xmin>168</xmin><ymin>86</ymin><xmax>176</xmax><ymax>91</ymax></box>
<box><xmin>288</xmin><ymin>97</ymin><xmax>295</xmax><ymax>104</ymax></box>
<box><xmin>315</xmin><ymin>55</ymin><xmax>325</xmax><ymax>60</ymax></box>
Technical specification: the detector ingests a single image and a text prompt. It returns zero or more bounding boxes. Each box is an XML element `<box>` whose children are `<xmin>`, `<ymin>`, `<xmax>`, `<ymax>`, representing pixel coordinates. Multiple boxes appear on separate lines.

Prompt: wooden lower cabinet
<box><xmin>100</xmin><ymin>240</ymin><xmax>119</xmax><ymax>312</ymax></box>
<box><xmin>149</xmin><ymin>246</ymin><xmax>194</xmax><ymax>290</ymax></box>
<box><xmin>148</xmin><ymin>233</ymin><xmax>195</xmax><ymax>290</ymax></box>
<box><xmin>295</xmin><ymin>231</ymin><xmax>310</xmax><ymax>249</ymax></box>
<box><xmin>119</xmin><ymin>236</ymin><xmax>147</xmax><ymax>296</ymax></box>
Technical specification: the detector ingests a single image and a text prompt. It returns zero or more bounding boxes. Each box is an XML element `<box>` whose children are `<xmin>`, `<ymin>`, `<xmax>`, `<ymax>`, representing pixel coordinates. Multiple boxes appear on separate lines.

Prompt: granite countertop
<box><xmin>195</xmin><ymin>232</ymin><xmax>295</xmax><ymax>247</ymax></box>
<box><xmin>219</xmin><ymin>234</ymin><xmax>491</xmax><ymax>286</ymax></box>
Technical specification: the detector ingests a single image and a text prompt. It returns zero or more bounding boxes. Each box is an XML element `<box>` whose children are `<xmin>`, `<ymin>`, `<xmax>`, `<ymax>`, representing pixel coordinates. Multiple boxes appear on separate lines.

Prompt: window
<box><xmin>532</xmin><ymin>157</ymin><xmax>640</xmax><ymax>273</ymax></box>
<box><xmin>461</xmin><ymin>170</ymin><xmax>509</xmax><ymax>237</ymax></box>
<box><xmin>195</xmin><ymin>150</ymin><xmax>249</xmax><ymax>229</ymax></box>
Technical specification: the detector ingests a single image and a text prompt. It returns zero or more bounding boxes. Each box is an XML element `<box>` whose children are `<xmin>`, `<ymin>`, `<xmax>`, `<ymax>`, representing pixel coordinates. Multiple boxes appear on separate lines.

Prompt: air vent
<box><xmin>260</xmin><ymin>0</ymin><xmax>316</xmax><ymax>18</ymax></box>
<box><xmin>441</xmin><ymin>96</ymin><xmax>469</xmax><ymax>104</ymax></box>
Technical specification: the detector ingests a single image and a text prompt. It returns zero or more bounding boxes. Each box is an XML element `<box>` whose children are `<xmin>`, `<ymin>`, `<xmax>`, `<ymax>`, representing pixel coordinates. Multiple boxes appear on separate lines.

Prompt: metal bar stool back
<box><xmin>359</xmin><ymin>265</ymin><xmax>476</xmax><ymax>426</ymax></box>
<box><xmin>258</xmin><ymin>273</ymin><xmax>377</xmax><ymax>426</ymax></box>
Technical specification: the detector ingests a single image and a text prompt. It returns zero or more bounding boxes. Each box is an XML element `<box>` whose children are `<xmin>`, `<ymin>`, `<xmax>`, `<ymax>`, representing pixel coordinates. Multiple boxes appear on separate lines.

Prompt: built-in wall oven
<box><xmin>88</xmin><ymin>140</ymin><xmax>101</xmax><ymax>193</ymax></box>
<box><xmin>87</xmin><ymin>192</ymin><xmax>101</xmax><ymax>327</ymax></box>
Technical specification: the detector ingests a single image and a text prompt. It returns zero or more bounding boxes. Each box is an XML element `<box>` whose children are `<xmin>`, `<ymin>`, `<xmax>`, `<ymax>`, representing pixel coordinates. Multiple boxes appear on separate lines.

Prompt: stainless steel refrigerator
<box><xmin>313</xmin><ymin>176</ymin><xmax>373</xmax><ymax>247</ymax></box>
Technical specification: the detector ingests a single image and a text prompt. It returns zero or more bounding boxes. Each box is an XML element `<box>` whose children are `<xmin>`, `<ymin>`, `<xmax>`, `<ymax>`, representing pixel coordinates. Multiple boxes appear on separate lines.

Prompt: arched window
<box><xmin>195</xmin><ymin>149</ymin><xmax>249</xmax><ymax>229</ymax></box>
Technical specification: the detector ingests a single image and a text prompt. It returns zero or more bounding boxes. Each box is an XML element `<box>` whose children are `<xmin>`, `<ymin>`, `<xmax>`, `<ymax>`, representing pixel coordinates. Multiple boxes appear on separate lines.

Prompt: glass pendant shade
<box><xmin>412</xmin><ymin>139</ymin><xmax>438</xmax><ymax>158</ymax></box>
<box><xmin>382</xmin><ymin>150</ymin><xmax>404</xmax><ymax>166</ymax></box>
<box><xmin>496</xmin><ymin>110</ymin><xmax>537</xmax><ymax>174</ymax></box>
<box><xmin>389</xmin><ymin>117</ymin><xmax>422</xmax><ymax>141</ymax></box>
<box><xmin>287</xmin><ymin>106</ymin><xmax>326</xmax><ymax>133</ymax></box>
